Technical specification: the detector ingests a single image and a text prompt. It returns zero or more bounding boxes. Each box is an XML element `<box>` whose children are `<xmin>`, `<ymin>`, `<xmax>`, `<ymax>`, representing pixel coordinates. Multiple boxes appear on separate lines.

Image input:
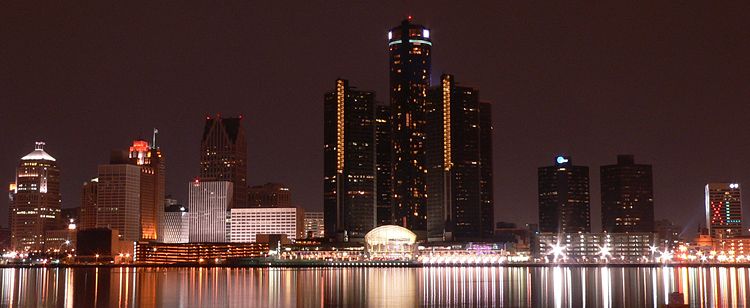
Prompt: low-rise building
<box><xmin>304</xmin><ymin>211</ymin><xmax>324</xmax><ymax>239</ymax></box>
<box><xmin>535</xmin><ymin>232</ymin><xmax>655</xmax><ymax>261</ymax></box>
<box><xmin>135</xmin><ymin>242</ymin><xmax>268</xmax><ymax>264</ymax></box>
<box><xmin>229</xmin><ymin>207</ymin><xmax>304</xmax><ymax>243</ymax></box>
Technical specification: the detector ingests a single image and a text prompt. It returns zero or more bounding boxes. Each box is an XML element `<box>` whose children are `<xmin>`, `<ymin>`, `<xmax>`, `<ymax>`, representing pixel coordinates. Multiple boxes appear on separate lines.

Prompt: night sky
<box><xmin>2</xmin><ymin>2</ymin><xmax>749</xmax><ymax>236</ymax></box>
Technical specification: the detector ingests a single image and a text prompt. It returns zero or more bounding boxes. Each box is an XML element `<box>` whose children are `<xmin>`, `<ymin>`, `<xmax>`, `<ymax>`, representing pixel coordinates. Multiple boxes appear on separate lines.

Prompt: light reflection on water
<box><xmin>0</xmin><ymin>266</ymin><xmax>748</xmax><ymax>307</ymax></box>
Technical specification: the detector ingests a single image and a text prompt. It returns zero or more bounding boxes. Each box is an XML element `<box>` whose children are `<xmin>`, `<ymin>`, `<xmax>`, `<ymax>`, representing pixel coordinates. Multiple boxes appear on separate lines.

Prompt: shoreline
<box><xmin>3</xmin><ymin>262</ymin><xmax>750</xmax><ymax>269</ymax></box>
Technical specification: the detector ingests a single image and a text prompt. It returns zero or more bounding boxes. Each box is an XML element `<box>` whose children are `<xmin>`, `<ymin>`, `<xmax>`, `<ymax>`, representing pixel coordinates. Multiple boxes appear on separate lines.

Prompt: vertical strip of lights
<box><xmin>336</xmin><ymin>80</ymin><xmax>345</xmax><ymax>173</ymax></box>
<box><xmin>442</xmin><ymin>76</ymin><xmax>452</xmax><ymax>171</ymax></box>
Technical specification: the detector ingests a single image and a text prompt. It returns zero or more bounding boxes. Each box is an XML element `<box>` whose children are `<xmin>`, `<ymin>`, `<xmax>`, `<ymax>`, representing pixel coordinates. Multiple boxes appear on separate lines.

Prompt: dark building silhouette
<box><xmin>200</xmin><ymin>115</ymin><xmax>247</xmax><ymax>208</ymax></box>
<box><xmin>479</xmin><ymin>101</ymin><xmax>495</xmax><ymax>239</ymax></box>
<box><xmin>375</xmin><ymin>105</ymin><xmax>393</xmax><ymax>226</ymax></box>
<box><xmin>425</xmin><ymin>74</ymin><xmax>493</xmax><ymax>241</ymax></box>
<box><xmin>79</xmin><ymin>177</ymin><xmax>98</xmax><ymax>230</ymax></box>
<box><xmin>247</xmin><ymin>182</ymin><xmax>291</xmax><ymax>208</ymax></box>
<box><xmin>323</xmin><ymin>79</ymin><xmax>376</xmax><ymax>241</ymax></box>
<box><xmin>388</xmin><ymin>17</ymin><xmax>432</xmax><ymax>238</ymax></box>
<box><xmin>600</xmin><ymin>155</ymin><xmax>654</xmax><ymax>233</ymax></box>
<box><xmin>538</xmin><ymin>156</ymin><xmax>590</xmax><ymax>233</ymax></box>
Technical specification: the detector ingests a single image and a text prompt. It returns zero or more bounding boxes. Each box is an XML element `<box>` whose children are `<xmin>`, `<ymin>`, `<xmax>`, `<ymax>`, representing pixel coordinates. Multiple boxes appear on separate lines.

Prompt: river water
<box><xmin>0</xmin><ymin>266</ymin><xmax>747</xmax><ymax>307</ymax></box>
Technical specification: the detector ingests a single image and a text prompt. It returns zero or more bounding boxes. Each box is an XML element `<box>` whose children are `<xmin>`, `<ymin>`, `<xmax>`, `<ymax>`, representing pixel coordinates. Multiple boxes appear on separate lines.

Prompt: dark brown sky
<box><xmin>2</xmin><ymin>2</ymin><xmax>749</xmax><ymax>236</ymax></box>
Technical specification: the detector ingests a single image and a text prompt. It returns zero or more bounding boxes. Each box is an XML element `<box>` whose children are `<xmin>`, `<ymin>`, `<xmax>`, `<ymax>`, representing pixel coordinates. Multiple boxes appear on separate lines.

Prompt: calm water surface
<box><xmin>0</xmin><ymin>266</ymin><xmax>748</xmax><ymax>307</ymax></box>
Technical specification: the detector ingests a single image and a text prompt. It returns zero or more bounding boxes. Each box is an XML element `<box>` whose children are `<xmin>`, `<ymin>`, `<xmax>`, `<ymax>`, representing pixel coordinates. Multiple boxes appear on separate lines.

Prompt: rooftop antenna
<box><xmin>152</xmin><ymin>128</ymin><xmax>159</xmax><ymax>148</ymax></box>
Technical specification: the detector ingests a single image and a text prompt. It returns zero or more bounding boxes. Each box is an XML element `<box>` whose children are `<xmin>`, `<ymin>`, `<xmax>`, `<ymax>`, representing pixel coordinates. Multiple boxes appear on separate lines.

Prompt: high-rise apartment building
<box><xmin>538</xmin><ymin>156</ymin><xmax>590</xmax><ymax>233</ymax></box>
<box><xmin>200</xmin><ymin>116</ymin><xmax>247</xmax><ymax>208</ymax></box>
<box><xmin>188</xmin><ymin>180</ymin><xmax>232</xmax><ymax>242</ymax></box>
<box><xmin>161</xmin><ymin>204</ymin><xmax>189</xmax><ymax>244</ymax></box>
<box><xmin>229</xmin><ymin>207</ymin><xmax>304</xmax><ymax>243</ymax></box>
<box><xmin>9</xmin><ymin>142</ymin><xmax>61</xmax><ymax>252</ymax></box>
<box><xmin>247</xmin><ymin>183</ymin><xmax>291</xmax><ymax>207</ymax></box>
<box><xmin>705</xmin><ymin>183</ymin><xmax>742</xmax><ymax>238</ymax></box>
<box><xmin>323</xmin><ymin>79</ymin><xmax>376</xmax><ymax>241</ymax></box>
<box><xmin>425</xmin><ymin>74</ymin><xmax>494</xmax><ymax>241</ymax></box>
<box><xmin>375</xmin><ymin>105</ymin><xmax>393</xmax><ymax>226</ymax></box>
<box><xmin>388</xmin><ymin>18</ymin><xmax>432</xmax><ymax>237</ymax></box>
<box><xmin>600</xmin><ymin>155</ymin><xmax>654</xmax><ymax>233</ymax></box>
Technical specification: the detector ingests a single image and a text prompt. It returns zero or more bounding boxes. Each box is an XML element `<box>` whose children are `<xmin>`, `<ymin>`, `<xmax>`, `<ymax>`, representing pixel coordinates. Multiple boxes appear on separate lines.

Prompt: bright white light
<box><xmin>598</xmin><ymin>245</ymin><xmax>611</xmax><ymax>260</ymax></box>
<box><xmin>422</xmin><ymin>29</ymin><xmax>430</xmax><ymax>38</ymax></box>
<box><xmin>388</xmin><ymin>31</ymin><xmax>392</xmax><ymax>40</ymax></box>
<box><xmin>556</xmin><ymin>156</ymin><xmax>569</xmax><ymax>164</ymax></box>
<box><xmin>548</xmin><ymin>242</ymin><xmax>567</xmax><ymax>262</ymax></box>
<box><xmin>649</xmin><ymin>245</ymin><xmax>658</xmax><ymax>253</ymax></box>
<box><xmin>730</xmin><ymin>183</ymin><xmax>739</xmax><ymax>189</ymax></box>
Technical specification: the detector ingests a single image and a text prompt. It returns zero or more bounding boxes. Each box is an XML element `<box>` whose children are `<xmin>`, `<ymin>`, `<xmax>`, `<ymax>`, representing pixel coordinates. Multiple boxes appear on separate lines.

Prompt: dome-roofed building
<box><xmin>364</xmin><ymin>225</ymin><xmax>417</xmax><ymax>260</ymax></box>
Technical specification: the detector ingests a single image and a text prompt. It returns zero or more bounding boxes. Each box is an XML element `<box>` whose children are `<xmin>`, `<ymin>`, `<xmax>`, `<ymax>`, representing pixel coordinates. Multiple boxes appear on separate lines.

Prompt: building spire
<box><xmin>152</xmin><ymin>128</ymin><xmax>159</xmax><ymax>148</ymax></box>
<box><xmin>35</xmin><ymin>141</ymin><xmax>45</xmax><ymax>150</ymax></box>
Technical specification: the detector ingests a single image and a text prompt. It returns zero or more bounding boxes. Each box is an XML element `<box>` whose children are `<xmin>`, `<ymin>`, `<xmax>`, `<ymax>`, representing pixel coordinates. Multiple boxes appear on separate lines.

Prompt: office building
<box><xmin>388</xmin><ymin>17</ymin><xmax>432</xmax><ymax>237</ymax></box>
<box><xmin>601</xmin><ymin>155</ymin><xmax>654</xmax><ymax>233</ymax></box>
<box><xmin>9</xmin><ymin>142</ymin><xmax>61</xmax><ymax>252</ymax></box>
<box><xmin>375</xmin><ymin>105</ymin><xmax>393</xmax><ymax>226</ymax></box>
<box><xmin>247</xmin><ymin>182</ymin><xmax>291</xmax><ymax>207</ymax></box>
<box><xmin>200</xmin><ymin>115</ymin><xmax>248</xmax><ymax>208</ymax></box>
<box><xmin>96</xmin><ymin>163</ymin><xmax>142</xmax><ymax>242</ymax></box>
<box><xmin>188</xmin><ymin>180</ymin><xmax>232</xmax><ymax>242</ymax></box>
<box><xmin>161</xmin><ymin>204</ymin><xmax>189</xmax><ymax>244</ymax></box>
<box><xmin>425</xmin><ymin>74</ymin><xmax>494</xmax><ymax>241</ymax></box>
<box><xmin>229</xmin><ymin>207</ymin><xmax>304</xmax><ymax>243</ymax></box>
<box><xmin>478</xmin><ymin>101</ymin><xmax>495</xmax><ymax>239</ymax></box>
<box><xmin>705</xmin><ymin>183</ymin><xmax>742</xmax><ymax>238</ymax></box>
<box><xmin>304</xmin><ymin>211</ymin><xmax>325</xmax><ymax>238</ymax></box>
<box><xmin>127</xmin><ymin>138</ymin><xmax>166</xmax><ymax>241</ymax></box>
<box><xmin>538</xmin><ymin>156</ymin><xmax>591</xmax><ymax>233</ymax></box>
<box><xmin>323</xmin><ymin>79</ymin><xmax>376</xmax><ymax>241</ymax></box>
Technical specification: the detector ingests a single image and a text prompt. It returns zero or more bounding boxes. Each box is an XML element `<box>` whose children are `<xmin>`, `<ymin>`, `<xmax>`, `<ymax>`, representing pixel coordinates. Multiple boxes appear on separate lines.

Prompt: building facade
<box><xmin>535</xmin><ymin>232</ymin><xmax>654</xmax><ymax>260</ymax></box>
<box><xmin>705</xmin><ymin>183</ymin><xmax>742</xmax><ymax>238</ymax></box>
<box><xmin>538</xmin><ymin>156</ymin><xmax>590</xmax><ymax>233</ymax></box>
<box><xmin>304</xmin><ymin>211</ymin><xmax>325</xmax><ymax>238</ymax></box>
<box><xmin>389</xmin><ymin>18</ymin><xmax>432</xmax><ymax>238</ymax></box>
<box><xmin>247</xmin><ymin>182</ymin><xmax>291</xmax><ymax>207</ymax></box>
<box><xmin>9</xmin><ymin>142</ymin><xmax>61</xmax><ymax>252</ymax></box>
<box><xmin>425</xmin><ymin>74</ymin><xmax>493</xmax><ymax>241</ymax></box>
<box><xmin>229</xmin><ymin>207</ymin><xmax>304</xmax><ymax>243</ymax></box>
<box><xmin>96</xmin><ymin>163</ymin><xmax>142</xmax><ymax>242</ymax></box>
<box><xmin>601</xmin><ymin>155</ymin><xmax>654</xmax><ymax>233</ymax></box>
<box><xmin>200</xmin><ymin>116</ymin><xmax>247</xmax><ymax>208</ymax></box>
<box><xmin>161</xmin><ymin>204</ymin><xmax>189</xmax><ymax>244</ymax></box>
<box><xmin>188</xmin><ymin>180</ymin><xmax>232</xmax><ymax>242</ymax></box>
<box><xmin>375</xmin><ymin>105</ymin><xmax>393</xmax><ymax>226</ymax></box>
<box><xmin>478</xmin><ymin>101</ymin><xmax>495</xmax><ymax>240</ymax></box>
<box><xmin>323</xmin><ymin>79</ymin><xmax>376</xmax><ymax>241</ymax></box>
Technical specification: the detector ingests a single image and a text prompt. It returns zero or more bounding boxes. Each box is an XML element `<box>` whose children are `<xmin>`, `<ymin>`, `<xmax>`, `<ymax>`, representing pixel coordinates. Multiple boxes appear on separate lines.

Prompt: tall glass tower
<box><xmin>388</xmin><ymin>17</ymin><xmax>432</xmax><ymax>238</ymax></box>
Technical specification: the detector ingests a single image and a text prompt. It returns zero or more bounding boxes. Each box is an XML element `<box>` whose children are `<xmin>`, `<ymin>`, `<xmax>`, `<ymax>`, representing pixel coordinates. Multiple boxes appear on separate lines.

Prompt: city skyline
<box><xmin>2</xmin><ymin>2</ymin><xmax>749</xmax><ymax>236</ymax></box>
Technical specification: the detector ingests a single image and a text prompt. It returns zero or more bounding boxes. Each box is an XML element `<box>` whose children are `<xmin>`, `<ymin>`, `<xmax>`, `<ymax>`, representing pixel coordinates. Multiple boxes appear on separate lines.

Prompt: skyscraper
<box><xmin>375</xmin><ymin>105</ymin><xmax>393</xmax><ymax>226</ymax></box>
<box><xmin>128</xmin><ymin>139</ymin><xmax>165</xmax><ymax>241</ymax></box>
<box><xmin>388</xmin><ymin>17</ymin><xmax>432</xmax><ymax>237</ymax></box>
<box><xmin>538</xmin><ymin>156</ymin><xmax>590</xmax><ymax>233</ymax></box>
<box><xmin>96</xmin><ymin>163</ymin><xmax>141</xmax><ymax>242</ymax></box>
<box><xmin>600</xmin><ymin>155</ymin><xmax>654</xmax><ymax>233</ymax></box>
<box><xmin>323</xmin><ymin>79</ymin><xmax>376</xmax><ymax>241</ymax></box>
<box><xmin>247</xmin><ymin>182</ymin><xmax>291</xmax><ymax>208</ymax></box>
<box><xmin>188</xmin><ymin>180</ymin><xmax>232</xmax><ymax>242</ymax></box>
<box><xmin>425</xmin><ymin>74</ymin><xmax>493</xmax><ymax>241</ymax></box>
<box><xmin>200</xmin><ymin>115</ymin><xmax>247</xmax><ymax>208</ymax></box>
<box><xmin>705</xmin><ymin>183</ymin><xmax>742</xmax><ymax>238</ymax></box>
<box><xmin>478</xmin><ymin>101</ymin><xmax>495</xmax><ymax>239</ymax></box>
<box><xmin>9</xmin><ymin>142</ymin><xmax>61</xmax><ymax>252</ymax></box>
